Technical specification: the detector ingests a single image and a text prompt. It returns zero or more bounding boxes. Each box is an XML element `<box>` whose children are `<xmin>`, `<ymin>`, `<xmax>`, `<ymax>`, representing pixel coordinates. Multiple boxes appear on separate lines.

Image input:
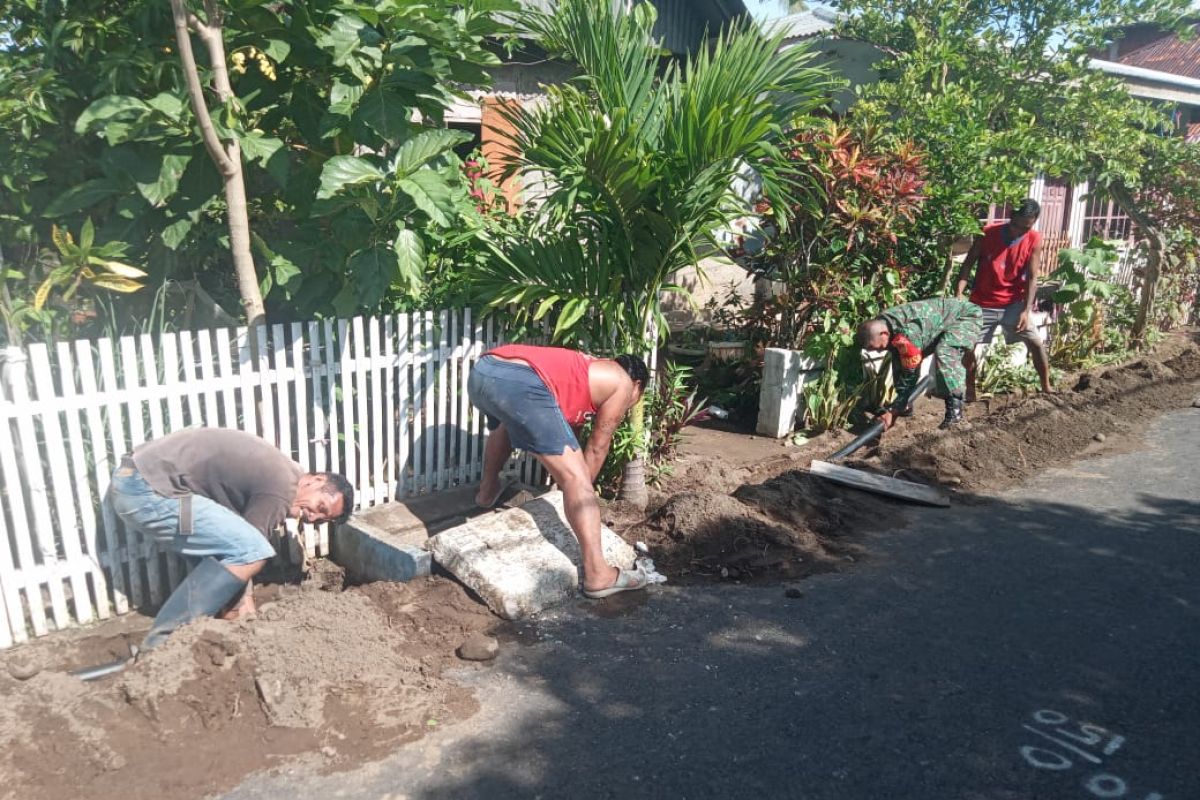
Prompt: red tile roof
<box><xmin>1117</xmin><ymin>24</ymin><xmax>1200</xmax><ymax>79</ymax></box>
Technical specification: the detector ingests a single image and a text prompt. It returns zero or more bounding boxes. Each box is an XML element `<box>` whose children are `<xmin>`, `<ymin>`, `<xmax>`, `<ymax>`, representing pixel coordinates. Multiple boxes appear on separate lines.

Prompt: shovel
<box><xmin>808</xmin><ymin>374</ymin><xmax>950</xmax><ymax>507</ymax></box>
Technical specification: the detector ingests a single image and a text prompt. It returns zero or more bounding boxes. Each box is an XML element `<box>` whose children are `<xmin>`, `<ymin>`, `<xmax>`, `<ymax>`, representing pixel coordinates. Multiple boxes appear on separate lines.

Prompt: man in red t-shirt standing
<box><xmin>468</xmin><ymin>344</ymin><xmax>650</xmax><ymax>599</ymax></box>
<box><xmin>955</xmin><ymin>198</ymin><xmax>1054</xmax><ymax>400</ymax></box>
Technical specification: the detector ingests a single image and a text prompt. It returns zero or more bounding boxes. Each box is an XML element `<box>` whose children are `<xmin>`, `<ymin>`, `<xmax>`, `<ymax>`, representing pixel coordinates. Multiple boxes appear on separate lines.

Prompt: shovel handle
<box><xmin>827</xmin><ymin>374</ymin><xmax>934</xmax><ymax>462</ymax></box>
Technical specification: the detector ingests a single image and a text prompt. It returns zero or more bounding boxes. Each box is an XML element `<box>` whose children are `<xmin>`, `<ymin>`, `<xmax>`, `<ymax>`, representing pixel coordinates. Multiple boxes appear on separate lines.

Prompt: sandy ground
<box><xmin>0</xmin><ymin>572</ymin><xmax>496</xmax><ymax>800</ymax></box>
<box><xmin>0</xmin><ymin>331</ymin><xmax>1195</xmax><ymax>800</ymax></box>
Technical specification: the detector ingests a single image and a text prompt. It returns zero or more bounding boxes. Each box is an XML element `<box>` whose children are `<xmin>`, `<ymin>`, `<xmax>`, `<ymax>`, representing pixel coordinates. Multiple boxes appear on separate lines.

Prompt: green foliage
<box><xmin>0</xmin><ymin>0</ymin><xmax>518</xmax><ymax>333</ymax></box>
<box><xmin>1046</xmin><ymin>238</ymin><xmax>1132</xmax><ymax>369</ymax></box>
<box><xmin>747</xmin><ymin>122</ymin><xmax>927</xmax><ymax>356</ymax></box>
<box><xmin>975</xmin><ymin>343</ymin><xmax>1043</xmax><ymax>398</ymax></box>
<box><xmin>840</xmin><ymin>0</ymin><xmax>1196</xmax><ymax>287</ymax></box>
<box><xmin>1</xmin><ymin>220</ymin><xmax>147</xmax><ymax>343</ymax></box>
<box><xmin>470</xmin><ymin>0</ymin><xmax>837</xmax><ymax>355</ymax></box>
<box><xmin>586</xmin><ymin>361</ymin><xmax>708</xmax><ymax>494</ymax></box>
<box><xmin>802</xmin><ymin>354</ymin><xmax>861</xmax><ymax>433</ymax></box>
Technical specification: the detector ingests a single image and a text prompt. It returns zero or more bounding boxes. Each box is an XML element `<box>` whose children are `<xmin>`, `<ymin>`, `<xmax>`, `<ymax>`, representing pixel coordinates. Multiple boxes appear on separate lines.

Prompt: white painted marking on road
<box><xmin>1022</xmin><ymin>724</ymin><xmax>1103</xmax><ymax>764</ymax></box>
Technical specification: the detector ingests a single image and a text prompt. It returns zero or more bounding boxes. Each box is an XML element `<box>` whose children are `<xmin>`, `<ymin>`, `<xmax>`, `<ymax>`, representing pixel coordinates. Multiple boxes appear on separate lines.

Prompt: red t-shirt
<box><xmin>969</xmin><ymin>223</ymin><xmax>1041</xmax><ymax>308</ymax></box>
<box><xmin>486</xmin><ymin>344</ymin><xmax>597</xmax><ymax>426</ymax></box>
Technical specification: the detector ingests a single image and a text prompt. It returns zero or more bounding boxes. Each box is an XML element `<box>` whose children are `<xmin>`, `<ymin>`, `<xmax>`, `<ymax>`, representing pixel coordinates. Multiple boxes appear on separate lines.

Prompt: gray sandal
<box><xmin>583</xmin><ymin>566</ymin><xmax>650</xmax><ymax>599</ymax></box>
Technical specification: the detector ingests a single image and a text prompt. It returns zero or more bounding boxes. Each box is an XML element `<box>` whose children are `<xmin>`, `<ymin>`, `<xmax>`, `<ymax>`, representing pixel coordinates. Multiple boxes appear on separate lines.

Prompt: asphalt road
<box><xmin>228</xmin><ymin>407</ymin><xmax>1200</xmax><ymax>800</ymax></box>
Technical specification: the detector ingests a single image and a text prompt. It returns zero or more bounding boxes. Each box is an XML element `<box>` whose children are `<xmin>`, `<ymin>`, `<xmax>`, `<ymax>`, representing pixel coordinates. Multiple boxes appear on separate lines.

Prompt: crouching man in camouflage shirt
<box><xmin>857</xmin><ymin>298</ymin><xmax>984</xmax><ymax>431</ymax></box>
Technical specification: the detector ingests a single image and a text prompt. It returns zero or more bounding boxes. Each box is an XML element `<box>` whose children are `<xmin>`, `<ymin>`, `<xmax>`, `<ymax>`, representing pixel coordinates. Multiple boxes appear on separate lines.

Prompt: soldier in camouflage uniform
<box><xmin>857</xmin><ymin>298</ymin><xmax>984</xmax><ymax>430</ymax></box>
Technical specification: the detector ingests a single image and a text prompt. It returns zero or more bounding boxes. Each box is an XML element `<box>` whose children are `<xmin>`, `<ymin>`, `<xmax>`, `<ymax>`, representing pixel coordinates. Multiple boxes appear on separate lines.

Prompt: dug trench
<box><xmin>0</xmin><ymin>567</ymin><xmax>498</xmax><ymax>800</ymax></box>
<box><xmin>0</xmin><ymin>333</ymin><xmax>1195</xmax><ymax>799</ymax></box>
<box><xmin>609</xmin><ymin>331</ymin><xmax>1200</xmax><ymax>583</ymax></box>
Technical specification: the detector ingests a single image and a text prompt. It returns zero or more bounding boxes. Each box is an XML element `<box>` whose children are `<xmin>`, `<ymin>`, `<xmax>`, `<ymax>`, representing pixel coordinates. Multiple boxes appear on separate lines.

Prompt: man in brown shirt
<box><xmin>108</xmin><ymin>428</ymin><xmax>352</xmax><ymax>650</ymax></box>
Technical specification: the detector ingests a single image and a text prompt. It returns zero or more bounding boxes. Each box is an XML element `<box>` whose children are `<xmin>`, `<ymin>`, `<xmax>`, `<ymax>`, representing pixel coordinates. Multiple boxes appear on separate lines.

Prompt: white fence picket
<box><xmin>0</xmin><ymin>308</ymin><xmax>529</xmax><ymax>647</ymax></box>
<box><xmin>28</xmin><ymin>345</ymin><xmax>94</xmax><ymax>624</ymax></box>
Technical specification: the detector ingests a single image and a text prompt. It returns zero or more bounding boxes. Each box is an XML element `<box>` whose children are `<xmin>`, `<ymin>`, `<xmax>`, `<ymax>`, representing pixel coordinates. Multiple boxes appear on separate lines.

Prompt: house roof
<box><xmin>1114</xmin><ymin>23</ymin><xmax>1200</xmax><ymax>80</ymax></box>
<box><xmin>768</xmin><ymin>7</ymin><xmax>839</xmax><ymax>42</ymax></box>
<box><xmin>1090</xmin><ymin>58</ymin><xmax>1200</xmax><ymax>106</ymax></box>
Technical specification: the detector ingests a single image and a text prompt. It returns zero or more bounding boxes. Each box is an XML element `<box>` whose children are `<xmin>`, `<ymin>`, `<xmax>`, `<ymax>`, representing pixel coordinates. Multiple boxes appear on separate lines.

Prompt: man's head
<box><xmin>857</xmin><ymin>318</ymin><xmax>891</xmax><ymax>352</ymax></box>
<box><xmin>614</xmin><ymin>353</ymin><xmax>650</xmax><ymax>399</ymax></box>
<box><xmin>291</xmin><ymin>472</ymin><xmax>354</xmax><ymax>526</ymax></box>
<box><xmin>1009</xmin><ymin>198</ymin><xmax>1041</xmax><ymax>236</ymax></box>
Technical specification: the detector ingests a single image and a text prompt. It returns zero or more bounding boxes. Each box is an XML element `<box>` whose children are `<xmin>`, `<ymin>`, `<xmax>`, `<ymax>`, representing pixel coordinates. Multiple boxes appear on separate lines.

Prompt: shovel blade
<box><xmin>809</xmin><ymin>460</ymin><xmax>950</xmax><ymax>507</ymax></box>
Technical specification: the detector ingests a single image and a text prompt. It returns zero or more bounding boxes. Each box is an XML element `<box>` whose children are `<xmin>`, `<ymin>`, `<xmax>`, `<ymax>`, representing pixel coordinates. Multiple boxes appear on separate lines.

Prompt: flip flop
<box><xmin>582</xmin><ymin>566</ymin><xmax>650</xmax><ymax>600</ymax></box>
<box><xmin>475</xmin><ymin>480</ymin><xmax>512</xmax><ymax>510</ymax></box>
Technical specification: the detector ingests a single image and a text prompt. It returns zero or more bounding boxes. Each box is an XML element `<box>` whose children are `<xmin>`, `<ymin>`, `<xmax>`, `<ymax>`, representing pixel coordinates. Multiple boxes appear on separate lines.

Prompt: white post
<box><xmin>756</xmin><ymin>348</ymin><xmax>820</xmax><ymax>438</ymax></box>
<box><xmin>1068</xmin><ymin>180</ymin><xmax>1089</xmax><ymax>247</ymax></box>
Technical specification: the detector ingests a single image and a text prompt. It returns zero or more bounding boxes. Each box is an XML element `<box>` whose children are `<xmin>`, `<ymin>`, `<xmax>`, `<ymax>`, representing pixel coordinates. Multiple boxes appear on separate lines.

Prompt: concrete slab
<box><xmin>332</xmin><ymin>504</ymin><xmax>432</xmax><ymax>583</ymax></box>
<box><xmin>331</xmin><ymin>483</ymin><xmax>548</xmax><ymax>583</ymax></box>
<box><xmin>428</xmin><ymin>491</ymin><xmax>637</xmax><ymax>620</ymax></box>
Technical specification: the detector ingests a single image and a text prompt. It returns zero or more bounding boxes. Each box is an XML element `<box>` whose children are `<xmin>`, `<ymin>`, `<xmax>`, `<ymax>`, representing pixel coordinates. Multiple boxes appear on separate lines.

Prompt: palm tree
<box><xmin>472</xmin><ymin>0</ymin><xmax>835</xmax><ymax>506</ymax></box>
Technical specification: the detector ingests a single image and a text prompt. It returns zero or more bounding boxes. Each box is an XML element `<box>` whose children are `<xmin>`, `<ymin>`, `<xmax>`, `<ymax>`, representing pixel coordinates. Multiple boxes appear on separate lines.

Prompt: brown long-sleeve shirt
<box><xmin>131</xmin><ymin>428</ymin><xmax>301</xmax><ymax>537</ymax></box>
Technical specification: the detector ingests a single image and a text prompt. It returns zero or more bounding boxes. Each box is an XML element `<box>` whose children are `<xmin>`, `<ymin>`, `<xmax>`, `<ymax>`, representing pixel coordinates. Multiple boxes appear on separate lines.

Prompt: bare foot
<box><xmin>221</xmin><ymin>585</ymin><xmax>256</xmax><ymax>620</ymax></box>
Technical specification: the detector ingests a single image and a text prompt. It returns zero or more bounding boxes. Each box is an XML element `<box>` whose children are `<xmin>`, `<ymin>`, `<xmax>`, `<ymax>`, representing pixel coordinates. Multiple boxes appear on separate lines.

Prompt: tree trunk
<box><xmin>170</xmin><ymin>0</ymin><xmax>265</xmax><ymax>326</ymax></box>
<box><xmin>937</xmin><ymin>234</ymin><xmax>957</xmax><ymax>296</ymax></box>
<box><xmin>1109</xmin><ymin>182</ymin><xmax>1163</xmax><ymax>348</ymax></box>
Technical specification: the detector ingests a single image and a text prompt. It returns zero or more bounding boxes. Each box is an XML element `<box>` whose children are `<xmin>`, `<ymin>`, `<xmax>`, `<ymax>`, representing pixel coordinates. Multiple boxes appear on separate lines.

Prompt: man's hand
<box><xmin>1016</xmin><ymin>310</ymin><xmax>1030</xmax><ymax>332</ymax></box>
<box><xmin>877</xmin><ymin>411</ymin><xmax>896</xmax><ymax>431</ymax></box>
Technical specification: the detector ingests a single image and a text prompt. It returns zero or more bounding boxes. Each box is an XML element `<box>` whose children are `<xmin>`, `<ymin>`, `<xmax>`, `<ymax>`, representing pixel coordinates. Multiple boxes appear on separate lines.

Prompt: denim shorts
<box><xmin>107</xmin><ymin>466</ymin><xmax>277</xmax><ymax>566</ymax></box>
<box><xmin>468</xmin><ymin>355</ymin><xmax>580</xmax><ymax>455</ymax></box>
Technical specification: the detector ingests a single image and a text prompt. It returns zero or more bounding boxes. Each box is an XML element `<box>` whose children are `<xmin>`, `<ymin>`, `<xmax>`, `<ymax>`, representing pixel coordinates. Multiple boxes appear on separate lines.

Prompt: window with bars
<box><xmin>1081</xmin><ymin>195</ymin><xmax>1133</xmax><ymax>242</ymax></box>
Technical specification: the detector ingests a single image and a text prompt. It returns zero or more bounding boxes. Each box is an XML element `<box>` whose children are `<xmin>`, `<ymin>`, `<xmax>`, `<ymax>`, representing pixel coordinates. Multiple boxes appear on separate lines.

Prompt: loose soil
<box><xmin>1</xmin><ymin>334</ymin><xmax>1195</xmax><ymax>799</ymax></box>
<box><xmin>0</xmin><ymin>573</ymin><xmax>496</xmax><ymax>800</ymax></box>
<box><xmin>610</xmin><ymin>332</ymin><xmax>1200</xmax><ymax>583</ymax></box>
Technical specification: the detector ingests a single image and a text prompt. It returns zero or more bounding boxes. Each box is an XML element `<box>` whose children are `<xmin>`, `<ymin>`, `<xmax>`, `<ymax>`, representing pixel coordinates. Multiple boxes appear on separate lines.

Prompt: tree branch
<box><xmin>170</xmin><ymin>0</ymin><xmax>236</xmax><ymax>176</ymax></box>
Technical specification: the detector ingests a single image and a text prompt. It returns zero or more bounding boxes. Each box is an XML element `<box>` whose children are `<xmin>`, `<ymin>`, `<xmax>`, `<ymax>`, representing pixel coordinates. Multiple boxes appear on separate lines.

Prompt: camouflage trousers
<box><xmin>929</xmin><ymin>306</ymin><xmax>984</xmax><ymax>396</ymax></box>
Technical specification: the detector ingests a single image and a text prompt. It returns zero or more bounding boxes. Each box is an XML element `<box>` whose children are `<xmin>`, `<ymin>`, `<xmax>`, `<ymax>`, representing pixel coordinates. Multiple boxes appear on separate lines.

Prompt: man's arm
<box><xmin>582</xmin><ymin>396</ymin><xmax>629</xmax><ymax>483</ymax></box>
<box><xmin>1018</xmin><ymin>240</ymin><xmax>1043</xmax><ymax>331</ymax></box>
<box><xmin>954</xmin><ymin>237</ymin><xmax>983</xmax><ymax>298</ymax></box>
<box><xmin>242</xmin><ymin>494</ymin><xmax>289</xmax><ymax>538</ymax></box>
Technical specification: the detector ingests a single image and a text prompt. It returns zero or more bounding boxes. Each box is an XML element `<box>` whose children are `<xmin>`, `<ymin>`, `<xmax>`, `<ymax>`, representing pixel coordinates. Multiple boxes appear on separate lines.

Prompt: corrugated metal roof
<box><xmin>768</xmin><ymin>7</ymin><xmax>839</xmax><ymax>41</ymax></box>
<box><xmin>1116</xmin><ymin>23</ymin><xmax>1200</xmax><ymax>80</ymax></box>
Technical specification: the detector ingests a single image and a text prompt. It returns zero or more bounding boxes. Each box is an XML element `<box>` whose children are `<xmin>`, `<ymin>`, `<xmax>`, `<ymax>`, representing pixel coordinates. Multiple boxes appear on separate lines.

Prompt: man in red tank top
<box><xmin>954</xmin><ymin>198</ymin><xmax>1054</xmax><ymax>400</ymax></box>
<box><xmin>467</xmin><ymin>344</ymin><xmax>650</xmax><ymax>598</ymax></box>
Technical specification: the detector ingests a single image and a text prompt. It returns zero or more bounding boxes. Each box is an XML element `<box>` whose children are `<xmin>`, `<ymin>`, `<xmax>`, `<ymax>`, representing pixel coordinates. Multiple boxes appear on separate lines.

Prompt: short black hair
<box><xmin>314</xmin><ymin>472</ymin><xmax>354</xmax><ymax>525</ymax></box>
<box><xmin>614</xmin><ymin>353</ymin><xmax>650</xmax><ymax>390</ymax></box>
<box><xmin>1014</xmin><ymin>198</ymin><xmax>1041</xmax><ymax>218</ymax></box>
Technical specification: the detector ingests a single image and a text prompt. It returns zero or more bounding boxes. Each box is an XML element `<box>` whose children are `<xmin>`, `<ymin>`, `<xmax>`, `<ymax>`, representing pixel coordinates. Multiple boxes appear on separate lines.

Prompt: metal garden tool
<box><xmin>73</xmin><ymin>556</ymin><xmax>248</xmax><ymax>681</ymax></box>
<box><xmin>808</xmin><ymin>374</ymin><xmax>950</xmax><ymax>507</ymax></box>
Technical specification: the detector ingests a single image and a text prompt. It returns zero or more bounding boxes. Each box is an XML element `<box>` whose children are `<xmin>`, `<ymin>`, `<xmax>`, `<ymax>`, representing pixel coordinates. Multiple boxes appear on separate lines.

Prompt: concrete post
<box><xmin>756</xmin><ymin>348</ymin><xmax>820</xmax><ymax>438</ymax></box>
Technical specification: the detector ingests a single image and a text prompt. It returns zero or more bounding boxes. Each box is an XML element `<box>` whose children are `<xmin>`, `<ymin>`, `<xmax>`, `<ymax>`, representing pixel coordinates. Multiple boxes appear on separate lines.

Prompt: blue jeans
<box><xmin>468</xmin><ymin>355</ymin><xmax>580</xmax><ymax>455</ymax></box>
<box><xmin>107</xmin><ymin>465</ymin><xmax>277</xmax><ymax>566</ymax></box>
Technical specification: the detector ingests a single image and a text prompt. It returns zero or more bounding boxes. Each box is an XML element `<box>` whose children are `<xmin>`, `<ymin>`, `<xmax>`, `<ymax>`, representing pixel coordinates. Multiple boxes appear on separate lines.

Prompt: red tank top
<box><xmin>969</xmin><ymin>223</ymin><xmax>1041</xmax><ymax>308</ymax></box>
<box><xmin>486</xmin><ymin>344</ymin><xmax>597</xmax><ymax>426</ymax></box>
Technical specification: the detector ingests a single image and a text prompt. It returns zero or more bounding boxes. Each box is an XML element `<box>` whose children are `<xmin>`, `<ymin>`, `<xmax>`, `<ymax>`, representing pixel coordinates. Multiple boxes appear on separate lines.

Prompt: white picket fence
<box><xmin>0</xmin><ymin>308</ymin><xmax>540</xmax><ymax>649</ymax></box>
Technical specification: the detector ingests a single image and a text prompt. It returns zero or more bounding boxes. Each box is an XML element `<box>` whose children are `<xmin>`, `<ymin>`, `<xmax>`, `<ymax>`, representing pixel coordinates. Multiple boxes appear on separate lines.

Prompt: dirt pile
<box><xmin>630</xmin><ymin>470</ymin><xmax>881</xmax><ymax>582</ymax></box>
<box><xmin>867</xmin><ymin>338</ymin><xmax>1200</xmax><ymax>492</ymax></box>
<box><xmin>624</xmin><ymin>333</ymin><xmax>1200</xmax><ymax>582</ymax></box>
<box><xmin>0</xmin><ymin>575</ymin><xmax>496</xmax><ymax>800</ymax></box>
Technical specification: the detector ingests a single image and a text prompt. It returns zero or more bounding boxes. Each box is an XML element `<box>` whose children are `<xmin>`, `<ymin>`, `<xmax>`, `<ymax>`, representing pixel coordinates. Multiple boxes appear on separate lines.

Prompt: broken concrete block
<box><xmin>428</xmin><ymin>491</ymin><xmax>636</xmax><ymax>620</ymax></box>
<box><xmin>331</xmin><ymin>503</ymin><xmax>432</xmax><ymax>583</ymax></box>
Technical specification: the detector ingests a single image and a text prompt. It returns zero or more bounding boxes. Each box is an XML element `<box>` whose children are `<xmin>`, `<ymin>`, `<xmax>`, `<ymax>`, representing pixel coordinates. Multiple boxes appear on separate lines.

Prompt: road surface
<box><xmin>228</xmin><ymin>407</ymin><xmax>1200</xmax><ymax>800</ymax></box>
